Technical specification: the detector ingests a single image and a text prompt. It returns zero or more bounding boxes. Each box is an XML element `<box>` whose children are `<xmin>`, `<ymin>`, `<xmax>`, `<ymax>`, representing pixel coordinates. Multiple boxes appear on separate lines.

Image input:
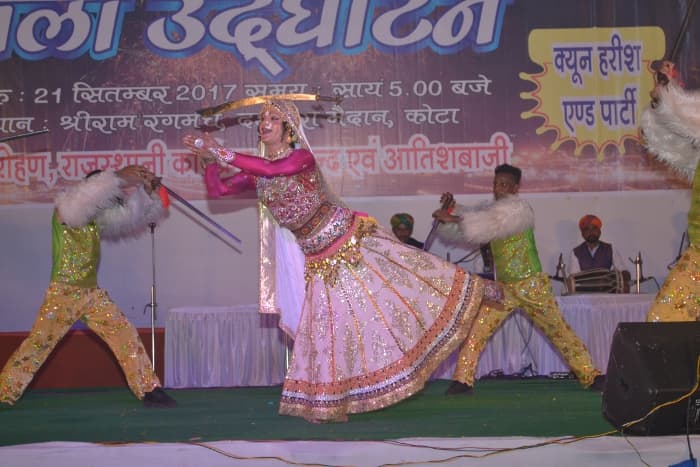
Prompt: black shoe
<box><xmin>446</xmin><ymin>381</ymin><xmax>473</xmax><ymax>395</ymax></box>
<box><xmin>143</xmin><ymin>387</ymin><xmax>177</xmax><ymax>408</ymax></box>
<box><xmin>589</xmin><ymin>374</ymin><xmax>606</xmax><ymax>393</ymax></box>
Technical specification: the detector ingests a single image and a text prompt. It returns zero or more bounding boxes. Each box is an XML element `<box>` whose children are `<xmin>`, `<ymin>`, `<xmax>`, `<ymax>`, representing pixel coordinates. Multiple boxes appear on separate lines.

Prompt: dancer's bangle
<box><xmin>210</xmin><ymin>146</ymin><xmax>236</xmax><ymax>163</ymax></box>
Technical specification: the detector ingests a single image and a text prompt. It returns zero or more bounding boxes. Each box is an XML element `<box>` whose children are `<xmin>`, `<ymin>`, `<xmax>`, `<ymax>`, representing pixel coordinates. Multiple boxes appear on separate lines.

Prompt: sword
<box><xmin>652</xmin><ymin>0</ymin><xmax>698</xmax><ymax>77</ymax></box>
<box><xmin>423</xmin><ymin>193</ymin><xmax>455</xmax><ymax>252</ymax></box>
<box><xmin>0</xmin><ymin>128</ymin><xmax>49</xmax><ymax>144</ymax></box>
<box><xmin>157</xmin><ymin>181</ymin><xmax>242</xmax><ymax>244</ymax></box>
<box><xmin>196</xmin><ymin>93</ymin><xmax>343</xmax><ymax>118</ymax></box>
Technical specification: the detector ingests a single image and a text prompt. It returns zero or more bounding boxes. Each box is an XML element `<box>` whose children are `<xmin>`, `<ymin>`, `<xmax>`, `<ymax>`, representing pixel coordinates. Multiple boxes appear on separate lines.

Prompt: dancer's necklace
<box><xmin>267</xmin><ymin>146</ymin><xmax>291</xmax><ymax>160</ymax></box>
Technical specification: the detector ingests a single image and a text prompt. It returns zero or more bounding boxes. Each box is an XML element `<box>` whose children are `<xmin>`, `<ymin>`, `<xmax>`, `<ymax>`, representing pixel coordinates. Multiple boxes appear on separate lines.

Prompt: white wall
<box><xmin>0</xmin><ymin>190</ymin><xmax>689</xmax><ymax>331</ymax></box>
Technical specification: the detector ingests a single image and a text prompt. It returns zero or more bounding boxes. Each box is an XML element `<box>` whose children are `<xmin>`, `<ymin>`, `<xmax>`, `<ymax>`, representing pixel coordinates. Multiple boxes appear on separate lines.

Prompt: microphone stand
<box><xmin>139</xmin><ymin>182</ymin><xmax>243</xmax><ymax>372</ymax></box>
<box><xmin>143</xmin><ymin>223</ymin><xmax>158</xmax><ymax>370</ymax></box>
<box><xmin>550</xmin><ymin>252</ymin><xmax>569</xmax><ymax>294</ymax></box>
<box><xmin>551</xmin><ymin>253</ymin><xmax>566</xmax><ymax>281</ymax></box>
<box><xmin>630</xmin><ymin>252</ymin><xmax>643</xmax><ymax>294</ymax></box>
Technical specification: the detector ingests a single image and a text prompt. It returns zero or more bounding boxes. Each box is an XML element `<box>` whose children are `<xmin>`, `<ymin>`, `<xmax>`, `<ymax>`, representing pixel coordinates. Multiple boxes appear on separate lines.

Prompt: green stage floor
<box><xmin>0</xmin><ymin>379</ymin><xmax>614</xmax><ymax>446</ymax></box>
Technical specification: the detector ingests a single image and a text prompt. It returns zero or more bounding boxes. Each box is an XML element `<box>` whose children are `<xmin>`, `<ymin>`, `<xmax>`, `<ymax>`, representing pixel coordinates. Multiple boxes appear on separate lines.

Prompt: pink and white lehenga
<box><xmin>204</xmin><ymin>148</ymin><xmax>491</xmax><ymax>422</ymax></box>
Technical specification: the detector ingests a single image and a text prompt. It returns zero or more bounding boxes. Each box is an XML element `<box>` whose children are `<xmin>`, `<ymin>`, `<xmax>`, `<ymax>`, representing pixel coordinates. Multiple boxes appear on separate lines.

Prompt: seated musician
<box><xmin>390</xmin><ymin>213</ymin><xmax>424</xmax><ymax>249</ymax></box>
<box><xmin>566</xmin><ymin>214</ymin><xmax>630</xmax><ymax>293</ymax></box>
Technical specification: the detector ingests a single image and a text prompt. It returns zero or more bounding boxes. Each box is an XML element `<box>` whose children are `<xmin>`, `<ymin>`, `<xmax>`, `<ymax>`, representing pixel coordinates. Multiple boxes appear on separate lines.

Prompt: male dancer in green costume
<box><xmin>641</xmin><ymin>61</ymin><xmax>700</xmax><ymax>322</ymax></box>
<box><xmin>0</xmin><ymin>165</ymin><xmax>176</xmax><ymax>408</ymax></box>
<box><xmin>433</xmin><ymin>164</ymin><xmax>604</xmax><ymax>394</ymax></box>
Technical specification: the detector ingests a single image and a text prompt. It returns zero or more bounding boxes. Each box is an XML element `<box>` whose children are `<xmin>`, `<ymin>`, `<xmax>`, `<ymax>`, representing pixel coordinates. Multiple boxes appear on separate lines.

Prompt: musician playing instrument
<box><xmin>641</xmin><ymin>61</ymin><xmax>700</xmax><ymax>322</ymax></box>
<box><xmin>433</xmin><ymin>164</ymin><xmax>604</xmax><ymax>394</ymax></box>
<box><xmin>566</xmin><ymin>214</ymin><xmax>630</xmax><ymax>293</ymax></box>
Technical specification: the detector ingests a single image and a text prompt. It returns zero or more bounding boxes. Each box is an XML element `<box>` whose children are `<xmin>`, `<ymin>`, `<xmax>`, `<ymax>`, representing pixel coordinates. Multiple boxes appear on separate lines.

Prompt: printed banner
<box><xmin>0</xmin><ymin>0</ymin><xmax>696</xmax><ymax>204</ymax></box>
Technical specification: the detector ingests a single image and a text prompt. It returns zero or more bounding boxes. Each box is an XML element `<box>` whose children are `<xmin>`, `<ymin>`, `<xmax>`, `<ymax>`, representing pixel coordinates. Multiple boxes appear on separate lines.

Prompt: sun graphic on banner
<box><xmin>520</xmin><ymin>27</ymin><xmax>665</xmax><ymax>157</ymax></box>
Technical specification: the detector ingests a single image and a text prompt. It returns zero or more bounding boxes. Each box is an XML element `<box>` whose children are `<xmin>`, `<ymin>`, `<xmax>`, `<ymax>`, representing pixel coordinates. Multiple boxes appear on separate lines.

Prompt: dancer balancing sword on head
<box><xmin>183</xmin><ymin>96</ymin><xmax>506</xmax><ymax>423</ymax></box>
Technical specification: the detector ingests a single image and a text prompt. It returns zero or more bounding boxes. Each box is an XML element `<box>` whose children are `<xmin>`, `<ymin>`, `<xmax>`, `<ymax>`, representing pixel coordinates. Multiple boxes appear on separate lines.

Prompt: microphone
<box><xmin>629</xmin><ymin>252</ymin><xmax>642</xmax><ymax>294</ymax></box>
<box><xmin>628</xmin><ymin>251</ymin><xmax>654</xmax><ymax>293</ymax></box>
<box><xmin>555</xmin><ymin>253</ymin><xmax>565</xmax><ymax>279</ymax></box>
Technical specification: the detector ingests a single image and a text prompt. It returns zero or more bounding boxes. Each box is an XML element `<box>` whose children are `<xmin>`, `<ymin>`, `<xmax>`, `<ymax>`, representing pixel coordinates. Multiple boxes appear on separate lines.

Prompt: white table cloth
<box><xmin>166</xmin><ymin>294</ymin><xmax>654</xmax><ymax>388</ymax></box>
<box><xmin>165</xmin><ymin>305</ymin><xmax>287</xmax><ymax>388</ymax></box>
<box><xmin>432</xmin><ymin>293</ymin><xmax>654</xmax><ymax>380</ymax></box>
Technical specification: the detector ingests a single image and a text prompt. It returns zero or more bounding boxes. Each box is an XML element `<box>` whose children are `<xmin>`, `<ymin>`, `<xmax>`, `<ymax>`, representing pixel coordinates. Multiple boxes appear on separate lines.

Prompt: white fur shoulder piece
<box><xmin>55</xmin><ymin>171</ymin><xmax>122</xmax><ymax>227</ymax></box>
<box><xmin>97</xmin><ymin>187</ymin><xmax>167</xmax><ymax>240</ymax></box>
<box><xmin>437</xmin><ymin>195</ymin><xmax>534</xmax><ymax>247</ymax></box>
<box><xmin>640</xmin><ymin>82</ymin><xmax>700</xmax><ymax>182</ymax></box>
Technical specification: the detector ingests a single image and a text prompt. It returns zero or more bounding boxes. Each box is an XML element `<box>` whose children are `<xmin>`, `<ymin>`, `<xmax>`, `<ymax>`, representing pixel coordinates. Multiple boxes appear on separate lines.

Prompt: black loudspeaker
<box><xmin>602</xmin><ymin>322</ymin><xmax>700</xmax><ymax>435</ymax></box>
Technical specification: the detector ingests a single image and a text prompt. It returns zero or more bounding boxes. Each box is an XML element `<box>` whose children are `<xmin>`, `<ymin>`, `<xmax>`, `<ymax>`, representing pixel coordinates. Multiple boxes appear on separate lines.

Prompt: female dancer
<box><xmin>183</xmin><ymin>98</ymin><xmax>503</xmax><ymax>422</ymax></box>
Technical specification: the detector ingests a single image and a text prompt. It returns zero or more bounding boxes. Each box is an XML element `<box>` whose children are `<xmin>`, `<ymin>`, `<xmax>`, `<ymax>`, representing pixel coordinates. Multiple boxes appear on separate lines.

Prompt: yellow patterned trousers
<box><xmin>452</xmin><ymin>273</ymin><xmax>600</xmax><ymax>387</ymax></box>
<box><xmin>647</xmin><ymin>245</ymin><xmax>700</xmax><ymax>322</ymax></box>
<box><xmin>0</xmin><ymin>282</ymin><xmax>160</xmax><ymax>404</ymax></box>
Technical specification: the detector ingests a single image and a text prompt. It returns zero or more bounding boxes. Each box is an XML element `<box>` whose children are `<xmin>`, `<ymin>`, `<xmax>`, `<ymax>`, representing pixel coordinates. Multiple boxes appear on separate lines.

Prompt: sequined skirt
<box><xmin>279</xmin><ymin>216</ymin><xmax>486</xmax><ymax>422</ymax></box>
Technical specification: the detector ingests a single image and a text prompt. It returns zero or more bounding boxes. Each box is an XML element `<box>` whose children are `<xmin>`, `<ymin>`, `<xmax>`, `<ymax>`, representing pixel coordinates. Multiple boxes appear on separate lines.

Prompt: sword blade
<box><xmin>0</xmin><ymin>128</ymin><xmax>49</xmax><ymax>144</ymax></box>
<box><xmin>163</xmin><ymin>185</ymin><xmax>242</xmax><ymax>244</ymax></box>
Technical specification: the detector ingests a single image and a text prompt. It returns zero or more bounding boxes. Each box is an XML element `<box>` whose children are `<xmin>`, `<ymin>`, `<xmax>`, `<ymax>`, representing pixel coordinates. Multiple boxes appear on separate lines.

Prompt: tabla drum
<box><xmin>564</xmin><ymin>268</ymin><xmax>624</xmax><ymax>295</ymax></box>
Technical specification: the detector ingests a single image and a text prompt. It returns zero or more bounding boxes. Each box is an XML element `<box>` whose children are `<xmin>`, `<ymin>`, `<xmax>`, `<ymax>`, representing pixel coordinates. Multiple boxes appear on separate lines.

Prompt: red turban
<box><xmin>579</xmin><ymin>214</ymin><xmax>602</xmax><ymax>230</ymax></box>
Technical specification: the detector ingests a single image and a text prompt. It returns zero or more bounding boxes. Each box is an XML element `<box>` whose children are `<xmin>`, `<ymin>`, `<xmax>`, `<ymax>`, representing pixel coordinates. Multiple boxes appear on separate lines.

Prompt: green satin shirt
<box><xmin>689</xmin><ymin>163</ymin><xmax>700</xmax><ymax>246</ymax></box>
<box><xmin>491</xmin><ymin>228</ymin><xmax>542</xmax><ymax>283</ymax></box>
<box><xmin>50</xmin><ymin>211</ymin><xmax>100</xmax><ymax>288</ymax></box>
